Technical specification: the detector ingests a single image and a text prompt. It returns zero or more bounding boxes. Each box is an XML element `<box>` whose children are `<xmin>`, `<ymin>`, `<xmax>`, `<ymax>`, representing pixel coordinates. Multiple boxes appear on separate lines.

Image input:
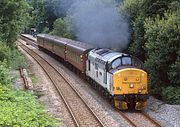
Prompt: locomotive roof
<box><xmin>90</xmin><ymin>48</ymin><xmax>129</xmax><ymax>63</ymax></box>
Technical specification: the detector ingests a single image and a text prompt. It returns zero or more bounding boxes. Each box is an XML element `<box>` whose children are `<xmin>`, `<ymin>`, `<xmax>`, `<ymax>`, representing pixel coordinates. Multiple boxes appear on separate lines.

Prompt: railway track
<box><xmin>118</xmin><ymin>111</ymin><xmax>162</xmax><ymax>127</ymax></box>
<box><xmin>18</xmin><ymin>39</ymin><xmax>104</xmax><ymax>127</ymax></box>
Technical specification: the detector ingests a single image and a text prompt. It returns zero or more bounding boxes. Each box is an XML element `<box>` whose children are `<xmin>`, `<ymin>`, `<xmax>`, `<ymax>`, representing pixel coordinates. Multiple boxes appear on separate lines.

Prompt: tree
<box><xmin>28</xmin><ymin>0</ymin><xmax>47</xmax><ymax>33</ymax></box>
<box><xmin>122</xmin><ymin>0</ymin><xmax>180</xmax><ymax>104</ymax></box>
<box><xmin>44</xmin><ymin>0</ymin><xmax>73</xmax><ymax>30</ymax></box>
<box><xmin>0</xmin><ymin>0</ymin><xmax>29</xmax><ymax>47</ymax></box>
<box><xmin>122</xmin><ymin>0</ymin><xmax>178</xmax><ymax>61</ymax></box>
<box><xmin>144</xmin><ymin>10</ymin><xmax>180</xmax><ymax>87</ymax></box>
<box><xmin>50</xmin><ymin>17</ymin><xmax>75</xmax><ymax>39</ymax></box>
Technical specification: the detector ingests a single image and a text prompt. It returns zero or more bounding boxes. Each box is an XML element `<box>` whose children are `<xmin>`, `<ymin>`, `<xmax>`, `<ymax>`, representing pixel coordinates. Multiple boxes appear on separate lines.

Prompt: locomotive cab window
<box><xmin>111</xmin><ymin>58</ymin><xmax>121</xmax><ymax>69</ymax></box>
<box><xmin>122</xmin><ymin>57</ymin><xmax>131</xmax><ymax>66</ymax></box>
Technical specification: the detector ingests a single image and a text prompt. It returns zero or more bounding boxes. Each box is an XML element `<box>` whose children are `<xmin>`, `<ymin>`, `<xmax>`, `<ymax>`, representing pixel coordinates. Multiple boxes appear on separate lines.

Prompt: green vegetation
<box><xmin>28</xmin><ymin>0</ymin><xmax>47</xmax><ymax>33</ymax></box>
<box><xmin>161</xmin><ymin>86</ymin><xmax>180</xmax><ymax>104</ymax></box>
<box><xmin>0</xmin><ymin>60</ymin><xmax>11</xmax><ymax>86</ymax></box>
<box><xmin>0</xmin><ymin>0</ymin><xmax>29</xmax><ymax>47</ymax></box>
<box><xmin>144</xmin><ymin>10</ymin><xmax>179</xmax><ymax>87</ymax></box>
<box><xmin>0</xmin><ymin>0</ymin><xmax>59</xmax><ymax>126</ymax></box>
<box><xmin>122</xmin><ymin>0</ymin><xmax>180</xmax><ymax>104</ymax></box>
<box><xmin>50</xmin><ymin>18</ymin><xmax>75</xmax><ymax>39</ymax></box>
<box><xmin>0</xmin><ymin>58</ymin><xmax>58</xmax><ymax>126</ymax></box>
<box><xmin>29</xmin><ymin>73</ymin><xmax>38</xmax><ymax>85</ymax></box>
<box><xmin>0</xmin><ymin>85</ymin><xmax>58</xmax><ymax>126</ymax></box>
<box><xmin>0</xmin><ymin>42</ymin><xmax>28</xmax><ymax>69</ymax></box>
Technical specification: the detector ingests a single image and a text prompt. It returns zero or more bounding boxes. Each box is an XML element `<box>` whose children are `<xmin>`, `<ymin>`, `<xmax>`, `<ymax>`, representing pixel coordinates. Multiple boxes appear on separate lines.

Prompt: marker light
<box><xmin>130</xmin><ymin>84</ymin><xmax>134</xmax><ymax>88</ymax></box>
<box><xmin>138</xmin><ymin>89</ymin><xmax>142</xmax><ymax>93</ymax></box>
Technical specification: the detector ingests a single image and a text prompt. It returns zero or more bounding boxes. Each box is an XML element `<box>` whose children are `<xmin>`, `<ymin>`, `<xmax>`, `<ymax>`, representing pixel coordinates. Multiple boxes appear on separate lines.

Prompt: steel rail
<box><xmin>117</xmin><ymin>110</ymin><xmax>137</xmax><ymax>127</ymax></box>
<box><xmin>142</xmin><ymin>112</ymin><xmax>162</xmax><ymax>127</ymax></box>
<box><xmin>18</xmin><ymin>39</ymin><xmax>104</xmax><ymax>127</ymax></box>
<box><xmin>18</xmin><ymin>41</ymin><xmax>80</xmax><ymax>127</ymax></box>
<box><xmin>118</xmin><ymin>110</ymin><xmax>162</xmax><ymax>127</ymax></box>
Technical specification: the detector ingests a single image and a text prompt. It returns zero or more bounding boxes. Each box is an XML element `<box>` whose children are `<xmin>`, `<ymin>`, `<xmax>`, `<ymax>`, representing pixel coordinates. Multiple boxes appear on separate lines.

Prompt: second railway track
<box><xmin>18</xmin><ymin>39</ymin><xmax>104</xmax><ymax>127</ymax></box>
<box><xmin>118</xmin><ymin>111</ymin><xmax>162</xmax><ymax>127</ymax></box>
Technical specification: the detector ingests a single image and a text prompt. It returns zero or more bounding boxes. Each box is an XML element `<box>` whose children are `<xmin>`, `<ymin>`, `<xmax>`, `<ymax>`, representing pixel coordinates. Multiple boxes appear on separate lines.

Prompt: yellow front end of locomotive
<box><xmin>113</xmin><ymin>68</ymin><xmax>148</xmax><ymax>110</ymax></box>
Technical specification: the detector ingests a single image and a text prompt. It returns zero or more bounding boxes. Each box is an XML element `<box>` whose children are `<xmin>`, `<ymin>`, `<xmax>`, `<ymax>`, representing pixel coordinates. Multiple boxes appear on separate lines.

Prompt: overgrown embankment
<box><xmin>0</xmin><ymin>1</ymin><xmax>58</xmax><ymax>126</ymax></box>
<box><xmin>0</xmin><ymin>43</ymin><xmax>58</xmax><ymax>126</ymax></box>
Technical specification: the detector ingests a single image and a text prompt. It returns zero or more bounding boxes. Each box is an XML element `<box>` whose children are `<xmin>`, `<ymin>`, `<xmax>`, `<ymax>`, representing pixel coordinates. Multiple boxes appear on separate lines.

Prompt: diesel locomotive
<box><xmin>37</xmin><ymin>34</ymin><xmax>149</xmax><ymax>110</ymax></box>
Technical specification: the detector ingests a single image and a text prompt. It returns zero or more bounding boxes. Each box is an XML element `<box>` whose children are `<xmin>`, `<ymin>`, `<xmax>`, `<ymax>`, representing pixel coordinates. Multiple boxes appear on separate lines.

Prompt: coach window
<box><xmin>111</xmin><ymin>58</ymin><xmax>121</xmax><ymax>69</ymax></box>
<box><xmin>103</xmin><ymin>72</ymin><xmax>107</xmax><ymax>84</ymax></box>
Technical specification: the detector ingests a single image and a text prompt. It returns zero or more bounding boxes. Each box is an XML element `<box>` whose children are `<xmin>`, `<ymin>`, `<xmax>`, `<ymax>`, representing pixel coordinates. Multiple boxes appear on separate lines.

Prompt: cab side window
<box><xmin>88</xmin><ymin>60</ymin><xmax>90</xmax><ymax>71</ymax></box>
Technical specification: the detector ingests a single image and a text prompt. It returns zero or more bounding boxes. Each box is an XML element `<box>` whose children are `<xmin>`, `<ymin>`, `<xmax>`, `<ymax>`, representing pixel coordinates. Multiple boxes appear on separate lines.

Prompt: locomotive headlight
<box><xmin>119</xmin><ymin>87</ymin><xmax>122</xmax><ymax>90</ymax></box>
<box><xmin>138</xmin><ymin>89</ymin><xmax>142</xmax><ymax>93</ymax></box>
<box><xmin>129</xmin><ymin>84</ymin><xmax>134</xmax><ymax>88</ymax></box>
<box><xmin>80</xmin><ymin>55</ymin><xmax>83</xmax><ymax>58</ymax></box>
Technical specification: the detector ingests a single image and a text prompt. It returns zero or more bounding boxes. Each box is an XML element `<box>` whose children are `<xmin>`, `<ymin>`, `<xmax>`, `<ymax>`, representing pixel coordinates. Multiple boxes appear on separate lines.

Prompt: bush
<box><xmin>144</xmin><ymin>11</ymin><xmax>180</xmax><ymax>87</ymax></box>
<box><xmin>0</xmin><ymin>42</ymin><xmax>11</xmax><ymax>62</ymax></box>
<box><xmin>0</xmin><ymin>85</ymin><xmax>58</xmax><ymax>127</ymax></box>
<box><xmin>122</xmin><ymin>0</ymin><xmax>180</xmax><ymax>104</ymax></box>
<box><xmin>168</xmin><ymin>50</ymin><xmax>180</xmax><ymax>85</ymax></box>
<box><xmin>0</xmin><ymin>42</ymin><xmax>28</xmax><ymax>69</ymax></box>
<box><xmin>161</xmin><ymin>86</ymin><xmax>180</xmax><ymax>104</ymax></box>
<box><xmin>8</xmin><ymin>48</ymin><xmax>28</xmax><ymax>69</ymax></box>
<box><xmin>0</xmin><ymin>60</ymin><xmax>11</xmax><ymax>86</ymax></box>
